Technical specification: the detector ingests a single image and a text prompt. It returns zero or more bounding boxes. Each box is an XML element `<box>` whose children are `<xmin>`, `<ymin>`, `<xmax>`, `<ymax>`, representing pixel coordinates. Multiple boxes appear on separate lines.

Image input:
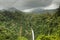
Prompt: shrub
<box><xmin>36</xmin><ymin>35</ymin><xmax>59</xmax><ymax>40</ymax></box>
<box><xmin>17</xmin><ymin>36</ymin><xmax>28</xmax><ymax>40</ymax></box>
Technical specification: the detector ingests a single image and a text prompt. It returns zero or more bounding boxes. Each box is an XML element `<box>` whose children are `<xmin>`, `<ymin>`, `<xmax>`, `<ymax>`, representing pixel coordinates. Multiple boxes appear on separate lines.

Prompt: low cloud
<box><xmin>0</xmin><ymin>0</ymin><xmax>60</xmax><ymax>10</ymax></box>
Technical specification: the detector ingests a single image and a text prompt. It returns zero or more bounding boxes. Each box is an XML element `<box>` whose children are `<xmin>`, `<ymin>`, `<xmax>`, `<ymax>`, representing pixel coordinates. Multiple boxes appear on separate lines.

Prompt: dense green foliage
<box><xmin>0</xmin><ymin>7</ymin><xmax>60</xmax><ymax>40</ymax></box>
<box><xmin>0</xmin><ymin>10</ymin><xmax>24</xmax><ymax>40</ymax></box>
<box><xmin>24</xmin><ymin>13</ymin><xmax>60</xmax><ymax>40</ymax></box>
<box><xmin>17</xmin><ymin>36</ymin><xmax>28</xmax><ymax>40</ymax></box>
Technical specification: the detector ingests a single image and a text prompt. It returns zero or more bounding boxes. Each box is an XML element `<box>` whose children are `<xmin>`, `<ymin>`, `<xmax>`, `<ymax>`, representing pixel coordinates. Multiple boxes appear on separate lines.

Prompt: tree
<box><xmin>55</xmin><ymin>6</ymin><xmax>60</xmax><ymax>17</ymax></box>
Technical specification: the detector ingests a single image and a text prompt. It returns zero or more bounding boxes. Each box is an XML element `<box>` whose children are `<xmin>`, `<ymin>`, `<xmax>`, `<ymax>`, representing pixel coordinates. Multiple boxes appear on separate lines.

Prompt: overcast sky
<box><xmin>0</xmin><ymin>0</ymin><xmax>60</xmax><ymax>10</ymax></box>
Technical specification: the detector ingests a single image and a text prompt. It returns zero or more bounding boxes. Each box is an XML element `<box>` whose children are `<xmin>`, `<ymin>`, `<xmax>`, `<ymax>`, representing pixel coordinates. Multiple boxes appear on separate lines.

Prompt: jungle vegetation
<box><xmin>0</xmin><ymin>6</ymin><xmax>60</xmax><ymax>40</ymax></box>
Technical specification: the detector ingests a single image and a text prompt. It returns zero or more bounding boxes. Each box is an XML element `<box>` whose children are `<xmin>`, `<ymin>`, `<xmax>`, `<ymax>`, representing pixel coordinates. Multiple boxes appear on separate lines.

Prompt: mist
<box><xmin>0</xmin><ymin>0</ymin><xmax>60</xmax><ymax>10</ymax></box>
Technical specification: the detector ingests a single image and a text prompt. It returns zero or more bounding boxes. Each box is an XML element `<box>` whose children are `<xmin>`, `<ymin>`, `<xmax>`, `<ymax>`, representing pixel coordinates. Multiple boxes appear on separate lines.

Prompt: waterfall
<box><xmin>31</xmin><ymin>28</ymin><xmax>34</xmax><ymax>40</ymax></box>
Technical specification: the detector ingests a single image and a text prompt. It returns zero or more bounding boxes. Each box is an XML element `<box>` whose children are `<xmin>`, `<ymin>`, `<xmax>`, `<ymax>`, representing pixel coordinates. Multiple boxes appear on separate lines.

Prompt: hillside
<box><xmin>0</xmin><ymin>9</ymin><xmax>60</xmax><ymax>40</ymax></box>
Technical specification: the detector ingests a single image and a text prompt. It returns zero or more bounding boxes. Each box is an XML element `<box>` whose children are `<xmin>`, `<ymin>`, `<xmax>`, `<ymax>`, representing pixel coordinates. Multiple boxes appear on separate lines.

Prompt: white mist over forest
<box><xmin>0</xmin><ymin>0</ymin><xmax>60</xmax><ymax>11</ymax></box>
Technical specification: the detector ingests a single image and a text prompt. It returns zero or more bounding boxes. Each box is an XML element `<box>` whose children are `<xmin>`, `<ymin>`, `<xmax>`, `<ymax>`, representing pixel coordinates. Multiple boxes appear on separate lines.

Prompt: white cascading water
<box><xmin>31</xmin><ymin>28</ymin><xmax>34</xmax><ymax>40</ymax></box>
